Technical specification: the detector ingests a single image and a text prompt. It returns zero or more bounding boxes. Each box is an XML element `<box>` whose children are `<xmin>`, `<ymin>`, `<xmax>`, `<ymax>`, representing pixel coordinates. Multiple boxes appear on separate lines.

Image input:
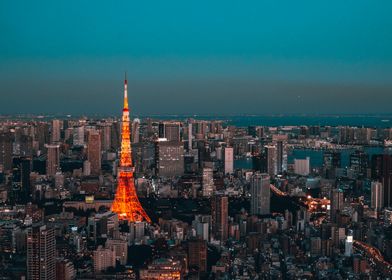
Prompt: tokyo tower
<box><xmin>111</xmin><ymin>74</ymin><xmax>151</xmax><ymax>223</ymax></box>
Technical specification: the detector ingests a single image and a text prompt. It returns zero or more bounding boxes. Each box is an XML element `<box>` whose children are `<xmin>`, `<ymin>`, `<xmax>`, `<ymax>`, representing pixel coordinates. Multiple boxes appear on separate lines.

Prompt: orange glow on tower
<box><xmin>111</xmin><ymin>74</ymin><xmax>151</xmax><ymax>223</ymax></box>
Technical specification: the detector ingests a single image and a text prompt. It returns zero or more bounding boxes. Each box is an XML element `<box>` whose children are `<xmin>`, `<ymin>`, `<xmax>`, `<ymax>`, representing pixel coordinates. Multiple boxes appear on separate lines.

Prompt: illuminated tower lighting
<box><xmin>111</xmin><ymin>74</ymin><xmax>151</xmax><ymax>223</ymax></box>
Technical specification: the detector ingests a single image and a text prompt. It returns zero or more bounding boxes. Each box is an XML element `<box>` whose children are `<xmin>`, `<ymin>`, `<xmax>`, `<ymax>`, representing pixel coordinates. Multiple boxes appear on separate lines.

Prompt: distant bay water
<box><xmin>145</xmin><ymin>114</ymin><xmax>392</xmax><ymax>128</ymax></box>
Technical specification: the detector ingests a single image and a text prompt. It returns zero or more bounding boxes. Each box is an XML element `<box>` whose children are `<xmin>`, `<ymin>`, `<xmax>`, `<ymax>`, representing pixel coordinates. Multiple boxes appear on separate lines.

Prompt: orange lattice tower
<box><xmin>111</xmin><ymin>74</ymin><xmax>151</xmax><ymax>223</ymax></box>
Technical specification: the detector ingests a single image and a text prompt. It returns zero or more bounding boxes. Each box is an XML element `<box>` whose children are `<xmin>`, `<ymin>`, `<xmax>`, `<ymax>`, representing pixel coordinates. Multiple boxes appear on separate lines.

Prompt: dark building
<box><xmin>371</xmin><ymin>154</ymin><xmax>392</xmax><ymax>208</ymax></box>
<box><xmin>188</xmin><ymin>238</ymin><xmax>207</xmax><ymax>273</ymax></box>
<box><xmin>349</xmin><ymin>150</ymin><xmax>369</xmax><ymax>178</ymax></box>
<box><xmin>323</xmin><ymin>151</ymin><xmax>341</xmax><ymax>179</ymax></box>
<box><xmin>211</xmin><ymin>195</ymin><xmax>228</xmax><ymax>242</ymax></box>
<box><xmin>27</xmin><ymin>224</ymin><xmax>56</xmax><ymax>280</ymax></box>
<box><xmin>0</xmin><ymin>132</ymin><xmax>13</xmax><ymax>171</ymax></box>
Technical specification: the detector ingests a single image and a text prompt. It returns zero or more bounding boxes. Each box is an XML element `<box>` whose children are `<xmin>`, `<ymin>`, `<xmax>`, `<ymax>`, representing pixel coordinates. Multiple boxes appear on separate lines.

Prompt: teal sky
<box><xmin>1</xmin><ymin>1</ymin><xmax>392</xmax><ymax>115</ymax></box>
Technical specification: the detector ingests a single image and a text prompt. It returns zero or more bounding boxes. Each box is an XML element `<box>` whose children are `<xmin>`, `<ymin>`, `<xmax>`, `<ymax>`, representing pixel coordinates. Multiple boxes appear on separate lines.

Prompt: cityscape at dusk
<box><xmin>1</xmin><ymin>1</ymin><xmax>392</xmax><ymax>280</ymax></box>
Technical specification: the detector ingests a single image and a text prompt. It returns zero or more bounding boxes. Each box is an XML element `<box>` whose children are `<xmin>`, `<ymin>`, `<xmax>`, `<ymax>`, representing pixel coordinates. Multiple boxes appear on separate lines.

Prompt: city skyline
<box><xmin>1</xmin><ymin>1</ymin><xmax>392</xmax><ymax>115</ymax></box>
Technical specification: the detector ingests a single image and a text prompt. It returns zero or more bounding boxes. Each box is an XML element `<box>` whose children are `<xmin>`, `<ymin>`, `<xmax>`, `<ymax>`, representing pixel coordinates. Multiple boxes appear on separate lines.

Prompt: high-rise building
<box><xmin>56</xmin><ymin>259</ymin><xmax>76</xmax><ymax>280</ymax></box>
<box><xmin>111</xmin><ymin>75</ymin><xmax>151</xmax><ymax>223</ymax></box>
<box><xmin>323</xmin><ymin>151</ymin><xmax>341</xmax><ymax>179</ymax></box>
<box><xmin>224</xmin><ymin>147</ymin><xmax>233</xmax><ymax>174</ymax></box>
<box><xmin>371</xmin><ymin>181</ymin><xmax>383</xmax><ymax>211</ymax></box>
<box><xmin>51</xmin><ymin>119</ymin><xmax>61</xmax><ymax>143</ymax></box>
<box><xmin>202</xmin><ymin>167</ymin><xmax>214</xmax><ymax>197</ymax></box>
<box><xmin>330</xmin><ymin>189</ymin><xmax>344</xmax><ymax>222</ymax></box>
<box><xmin>294</xmin><ymin>157</ymin><xmax>310</xmax><ymax>176</ymax></box>
<box><xmin>131</xmin><ymin>118</ymin><xmax>140</xmax><ymax>144</ymax></box>
<box><xmin>345</xmin><ymin>230</ymin><xmax>353</xmax><ymax>257</ymax></box>
<box><xmin>265</xmin><ymin>145</ymin><xmax>277</xmax><ymax>177</ymax></box>
<box><xmin>158</xmin><ymin>121</ymin><xmax>181</xmax><ymax>142</ymax></box>
<box><xmin>156</xmin><ymin>140</ymin><xmax>184</xmax><ymax>177</ymax></box>
<box><xmin>188</xmin><ymin>238</ymin><xmax>207</xmax><ymax>273</ymax></box>
<box><xmin>381</xmin><ymin>155</ymin><xmax>392</xmax><ymax>208</ymax></box>
<box><xmin>211</xmin><ymin>195</ymin><xmax>228</xmax><ymax>242</ymax></box>
<box><xmin>0</xmin><ymin>133</ymin><xmax>13</xmax><ymax>171</ymax></box>
<box><xmin>45</xmin><ymin>144</ymin><xmax>60</xmax><ymax>176</ymax></box>
<box><xmin>250</xmin><ymin>173</ymin><xmax>270</xmax><ymax>215</ymax></box>
<box><xmin>72</xmin><ymin>126</ymin><xmax>85</xmax><ymax>146</ymax></box>
<box><xmin>276</xmin><ymin>141</ymin><xmax>285</xmax><ymax>174</ymax></box>
<box><xmin>188</xmin><ymin>121</ymin><xmax>193</xmax><ymax>151</ymax></box>
<box><xmin>27</xmin><ymin>224</ymin><xmax>56</xmax><ymax>280</ymax></box>
<box><xmin>349</xmin><ymin>150</ymin><xmax>369</xmax><ymax>178</ymax></box>
<box><xmin>87</xmin><ymin>130</ymin><xmax>101</xmax><ymax>175</ymax></box>
<box><xmin>93</xmin><ymin>245</ymin><xmax>115</xmax><ymax>273</ymax></box>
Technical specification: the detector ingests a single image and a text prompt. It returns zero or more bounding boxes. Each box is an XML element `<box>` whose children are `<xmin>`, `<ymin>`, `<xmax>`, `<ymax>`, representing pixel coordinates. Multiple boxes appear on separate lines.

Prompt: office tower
<box><xmin>131</xmin><ymin>118</ymin><xmax>140</xmax><ymax>144</ymax></box>
<box><xmin>45</xmin><ymin>144</ymin><xmax>60</xmax><ymax>176</ymax></box>
<box><xmin>192</xmin><ymin>215</ymin><xmax>211</xmax><ymax>241</ymax></box>
<box><xmin>345</xmin><ymin>230</ymin><xmax>353</xmax><ymax>257</ymax></box>
<box><xmin>294</xmin><ymin>157</ymin><xmax>310</xmax><ymax>176</ymax></box>
<box><xmin>56</xmin><ymin>259</ymin><xmax>76</xmax><ymax>280</ymax></box>
<box><xmin>188</xmin><ymin>238</ymin><xmax>207</xmax><ymax>273</ymax></box>
<box><xmin>93</xmin><ymin>246</ymin><xmax>116</xmax><ymax>273</ymax></box>
<box><xmin>188</xmin><ymin>121</ymin><xmax>193</xmax><ymax>151</ymax></box>
<box><xmin>110</xmin><ymin>121</ymin><xmax>121</xmax><ymax>151</ymax></box>
<box><xmin>87</xmin><ymin>130</ymin><xmax>101</xmax><ymax>175</ymax></box>
<box><xmin>331</xmin><ymin>189</ymin><xmax>344</xmax><ymax>222</ymax></box>
<box><xmin>202</xmin><ymin>167</ymin><xmax>214</xmax><ymax>197</ymax></box>
<box><xmin>381</xmin><ymin>155</ymin><xmax>392</xmax><ymax>208</ymax></box>
<box><xmin>211</xmin><ymin>195</ymin><xmax>228</xmax><ymax>241</ymax></box>
<box><xmin>250</xmin><ymin>173</ymin><xmax>270</xmax><ymax>215</ymax></box>
<box><xmin>265</xmin><ymin>145</ymin><xmax>277</xmax><ymax>177</ymax></box>
<box><xmin>224</xmin><ymin>147</ymin><xmax>233</xmax><ymax>174</ymax></box>
<box><xmin>36</xmin><ymin>123</ymin><xmax>50</xmax><ymax>151</ymax></box>
<box><xmin>20</xmin><ymin>157</ymin><xmax>31</xmax><ymax>203</ymax></box>
<box><xmin>0</xmin><ymin>133</ymin><xmax>13</xmax><ymax>171</ymax></box>
<box><xmin>276</xmin><ymin>141</ymin><xmax>284</xmax><ymax>174</ymax></box>
<box><xmin>156</xmin><ymin>140</ymin><xmax>184</xmax><ymax>177</ymax></box>
<box><xmin>349</xmin><ymin>150</ymin><xmax>369</xmax><ymax>178</ymax></box>
<box><xmin>111</xmin><ymin>75</ymin><xmax>151</xmax><ymax>223</ymax></box>
<box><xmin>27</xmin><ymin>224</ymin><xmax>56</xmax><ymax>280</ymax></box>
<box><xmin>83</xmin><ymin>160</ymin><xmax>91</xmax><ymax>176</ymax></box>
<box><xmin>323</xmin><ymin>151</ymin><xmax>341</xmax><ymax>179</ymax></box>
<box><xmin>73</xmin><ymin>126</ymin><xmax>85</xmax><ymax>146</ymax></box>
<box><xmin>106</xmin><ymin>239</ymin><xmax>128</xmax><ymax>265</ymax></box>
<box><xmin>51</xmin><ymin>119</ymin><xmax>61</xmax><ymax>143</ymax></box>
<box><xmin>248</xmin><ymin>126</ymin><xmax>257</xmax><ymax>137</ymax></box>
<box><xmin>371</xmin><ymin>181</ymin><xmax>384</xmax><ymax>211</ymax></box>
<box><xmin>100</xmin><ymin>124</ymin><xmax>111</xmax><ymax>151</ymax></box>
<box><xmin>159</xmin><ymin>121</ymin><xmax>181</xmax><ymax>142</ymax></box>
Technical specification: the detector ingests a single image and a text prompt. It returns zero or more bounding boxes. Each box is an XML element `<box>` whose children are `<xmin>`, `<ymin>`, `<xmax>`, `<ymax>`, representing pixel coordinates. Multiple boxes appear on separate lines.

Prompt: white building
<box><xmin>371</xmin><ymin>181</ymin><xmax>383</xmax><ymax>211</ymax></box>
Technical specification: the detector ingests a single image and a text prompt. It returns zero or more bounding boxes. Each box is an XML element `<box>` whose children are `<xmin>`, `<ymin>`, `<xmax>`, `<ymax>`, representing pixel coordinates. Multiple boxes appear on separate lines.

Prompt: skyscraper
<box><xmin>211</xmin><ymin>195</ymin><xmax>228</xmax><ymax>242</ymax></box>
<box><xmin>155</xmin><ymin>140</ymin><xmax>184</xmax><ymax>177</ymax></box>
<box><xmin>202</xmin><ymin>167</ymin><xmax>214</xmax><ymax>197</ymax></box>
<box><xmin>188</xmin><ymin>238</ymin><xmax>207</xmax><ymax>273</ymax></box>
<box><xmin>87</xmin><ymin>130</ymin><xmax>101</xmax><ymax>175</ymax></box>
<box><xmin>45</xmin><ymin>144</ymin><xmax>60</xmax><ymax>176</ymax></box>
<box><xmin>0</xmin><ymin>132</ymin><xmax>13</xmax><ymax>171</ymax></box>
<box><xmin>72</xmin><ymin>126</ymin><xmax>85</xmax><ymax>146</ymax></box>
<box><xmin>224</xmin><ymin>147</ymin><xmax>233</xmax><ymax>174</ymax></box>
<box><xmin>131</xmin><ymin>118</ymin><xmax>140</xmax><ymax>144</ymax></box>
<box><xmin>250</xmin><ymin>173</ymin><xmax>270</xmax><ymax>215</ymax></box>
<box><xmin>276</xmin><ymin>140</ymin><xmax>284</xmax><ymax>174</ymax></box>
<box><xmin>51</xmin><ymin>119</ymin><xmax>61</xmax><ymax>143</ymax></box>
<box><xmin>158</xmin><ymin>121</ymin><xmax>181</xmax><ymax>142</ymax></box>
<box><xmin>331</xmin><ymin>189</ymin><xmax>344</xmax><ymax>222</ymax></box>
<box><xmin>111</xmin><ymin>75</ymin><xmax>151</xmax><ymax>223</ymax></box>
<box><xmin>371</xmin><ymin>181</ymin><xmax>384</xmax><ymax>211</ymax></box>
<box><xmin>27</xmin><ymin>224</ymin><xmax>56</xmax><ymax>280</ymax></box>
<box><xmin>265</xmin><ymin>145</ymin><xmax>277</xmax><ymax>177</ymax></box>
